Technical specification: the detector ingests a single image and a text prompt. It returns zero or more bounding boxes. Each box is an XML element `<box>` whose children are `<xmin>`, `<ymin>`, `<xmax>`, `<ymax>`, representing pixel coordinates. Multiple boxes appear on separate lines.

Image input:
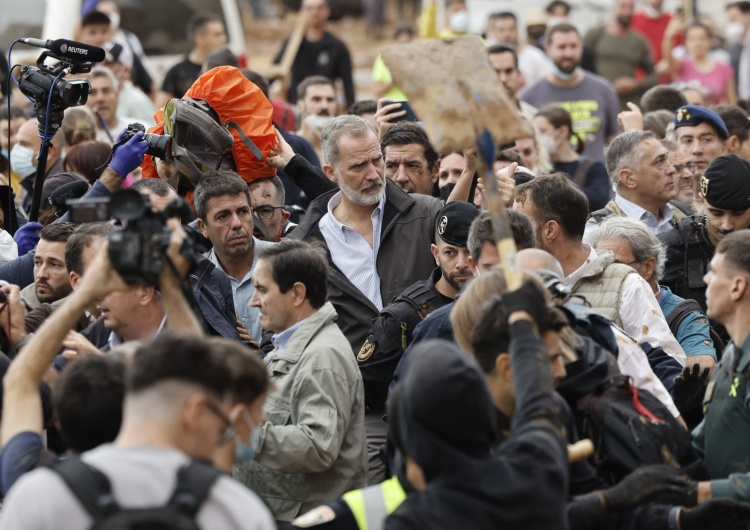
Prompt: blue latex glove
<box><xmin>108</xmin><ymin>130</ymin><xmax>148</xmax><ymax>177</ymax></box>
<box><xmin>13</xmin><ymin>221</ymin><xmax>43</xmax><ymax>257</ymax></box>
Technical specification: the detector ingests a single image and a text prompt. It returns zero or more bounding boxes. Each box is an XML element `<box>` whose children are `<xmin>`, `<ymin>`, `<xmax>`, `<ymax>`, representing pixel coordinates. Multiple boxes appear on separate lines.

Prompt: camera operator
<box><xmin>128</xmin><ymin>178</ymin><xmax>242</xmax><ymax>342</ymax></box>
<box><xmin>0</xmin><ymin>218</ymin><xmax>201</xmax><ymax>492</ymax></box>
<box><xmin>54</xmin><ymin>218</ymin><xmax>203</xmax><ymax>369</ymax></box>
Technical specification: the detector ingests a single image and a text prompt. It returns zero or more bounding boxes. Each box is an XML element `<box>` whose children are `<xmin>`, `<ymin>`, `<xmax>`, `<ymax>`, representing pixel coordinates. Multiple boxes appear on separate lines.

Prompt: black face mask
<box><xmin>440</xmin><ymin>182</ymin><xmax>457</xmax><ymax>202</ymax></box>
<box><xmin>529</xmin><ymin>29</ymin><xmax>546</xmax><ymax>41</ymax></box>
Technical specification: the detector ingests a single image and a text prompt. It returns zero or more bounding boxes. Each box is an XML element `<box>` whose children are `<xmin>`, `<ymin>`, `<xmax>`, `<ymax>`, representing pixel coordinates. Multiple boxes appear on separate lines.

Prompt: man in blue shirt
<box><xmin>195</xmin><ymin>170</ymin><xmax>274</xmax><ymax>346</ymax></box>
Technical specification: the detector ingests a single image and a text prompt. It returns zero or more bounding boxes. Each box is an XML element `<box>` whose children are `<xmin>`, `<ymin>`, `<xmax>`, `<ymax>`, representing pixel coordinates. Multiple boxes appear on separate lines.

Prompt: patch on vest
<box><xmin>291</xmin><ymin>506</ymin><xmax>336</xmax><ymax>527</ymax></box>
<box><xmin>357</xmin><ymin>340</ymin><xmax>376</xmax><ymax>362</ymax></box>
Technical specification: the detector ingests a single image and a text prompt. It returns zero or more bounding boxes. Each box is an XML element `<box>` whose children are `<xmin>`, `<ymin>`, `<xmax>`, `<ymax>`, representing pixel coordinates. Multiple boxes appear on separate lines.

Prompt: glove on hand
<box><xmin>680</xmin><ymin>498</ymin><xmax>750</xmax><ymax>530</ymax></box>
<box><xmin>502</xmin><ymin>278</ymin><xmax>549</xmax><ymax>324</ymax></box>
<box><xmin>601</xmin><ymin>465</ymin><xmax>696</xmax><ymax>512</ymax></box>
<box><xmin>108</xmin><ymin>130</ymin><xmax>148</xmax><ymax>177</ymax></box>
<box><xmin>13</xmin><ymin>222</ymin><xmax>43</xmax><ymax>257</ymax></box>
<box><xmin>671</xmin><ymin>363</ymin><xmax>711</xmax><ymax>414</ymax></box>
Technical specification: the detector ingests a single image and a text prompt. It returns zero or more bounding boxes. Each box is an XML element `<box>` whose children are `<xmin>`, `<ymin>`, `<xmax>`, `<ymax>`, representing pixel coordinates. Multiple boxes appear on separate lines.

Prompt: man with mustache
<box><xmin>196</xmin><ymin>170</ymin><xmax>274</xmax><ymax>347</ymax></box>
<box><xmin>21</xmin><ymin>223</ymin><xmax>76</xmax><ymax>315</ymax></box>
<box><xmin>659</xmin><ymin>155</ymin><xmax>750</xmax><ymax>315</ymax></box>
<box><xmin>295</xmin><ymin>76</ymin><xmax>339</xmax><ymax>164</ymax></box>
<box><xmin>288</xmin><ymin>115</ymin><xmax>442</xmax><ymax>485</ymax></box>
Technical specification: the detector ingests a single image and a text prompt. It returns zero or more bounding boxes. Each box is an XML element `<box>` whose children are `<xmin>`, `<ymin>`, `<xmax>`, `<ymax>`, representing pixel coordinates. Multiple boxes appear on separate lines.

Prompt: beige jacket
<box><xmin>570</xmin><ymin>250</ymin><xmax>636</xmax><ymax>328</ymax></box>
<box><xmin>235</xmin><ymin>302</ymin><xmax>368</xmax><ymax>522</ymax></box>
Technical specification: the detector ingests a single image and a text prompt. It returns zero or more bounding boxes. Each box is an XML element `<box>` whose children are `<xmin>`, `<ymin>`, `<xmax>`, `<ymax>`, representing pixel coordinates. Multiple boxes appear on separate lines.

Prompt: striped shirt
<box><xmin>319</xmin><ymin>192</ymin><xmax>386</xmax><ymax>310</ymax></box>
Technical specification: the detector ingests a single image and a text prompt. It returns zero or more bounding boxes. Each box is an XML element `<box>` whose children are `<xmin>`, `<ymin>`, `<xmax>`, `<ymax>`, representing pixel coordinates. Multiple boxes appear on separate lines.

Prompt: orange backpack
<box><xmin>141</xmin><ymin>66</ymin><xmax>276</xmax><ymax>184</ymax></box>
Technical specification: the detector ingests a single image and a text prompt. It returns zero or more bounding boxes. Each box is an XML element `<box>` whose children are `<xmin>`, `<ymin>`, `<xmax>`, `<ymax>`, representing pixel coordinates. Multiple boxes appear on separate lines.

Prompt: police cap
<box><xmin>673</xmin><ymin>105</ymin><xmax>729</xmax><ymax>140</ymax></box>
<box><xmin>435</xmin><ymin>201</ymin><xmax>480</xmax><ymax>247</ymax></box>
<box><xmin>701</xmin><ymin>154</ymin><xmax>750</xmax><ymax>211</ymax></box>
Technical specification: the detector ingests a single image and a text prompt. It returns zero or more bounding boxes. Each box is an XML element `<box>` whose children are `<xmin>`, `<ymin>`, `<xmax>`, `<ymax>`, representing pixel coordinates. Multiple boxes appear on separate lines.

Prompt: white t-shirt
<box><xmin>95</xmin><ymin>116</ymin><xmax>145</xmax><ymax>145</ymax></box>
<box><xmin>0</xmin><ymin>444</ymin><xmax>275</xmax><ymax>530</ymax></box>
<box><xmin>517</xmin><ymin>45</ymin><xmax>552</xmax><ymax>87</ymax></box>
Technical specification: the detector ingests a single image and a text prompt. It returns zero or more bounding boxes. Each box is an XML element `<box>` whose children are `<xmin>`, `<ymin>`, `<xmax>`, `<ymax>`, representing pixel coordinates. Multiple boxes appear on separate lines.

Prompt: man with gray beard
<box><xmin>288</xmin><ymin>115</ymin><xmax>441</xmax><ymax>484</ymax></box>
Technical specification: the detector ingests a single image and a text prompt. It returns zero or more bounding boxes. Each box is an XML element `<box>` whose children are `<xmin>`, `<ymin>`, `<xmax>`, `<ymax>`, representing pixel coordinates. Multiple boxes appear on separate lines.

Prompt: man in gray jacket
<box><xmin>236</xmin><ymin>239</ymin><xmax>367</xmax><ymax>524</ymax></box>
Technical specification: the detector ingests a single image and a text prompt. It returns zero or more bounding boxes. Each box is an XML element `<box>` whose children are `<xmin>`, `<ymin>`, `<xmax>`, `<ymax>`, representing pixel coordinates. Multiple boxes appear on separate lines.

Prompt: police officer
<box><xmin>659</xmin><ymin>155</ymin><xmax>750</xmax><ymax>320</ymax></box>
<box><xmin>355</xmin><ymin>201</ymin><xmax>479</xmax><ymax>415</ymax></box>
<box><xmin>693</xmin><ymin>229</ymin><xmax>750</xmax><ymax>504</ymax></box>
<box><xmin>673</xmin><ymin>105</ymin><xmax>728</xmax><ymax>179</ymax></box>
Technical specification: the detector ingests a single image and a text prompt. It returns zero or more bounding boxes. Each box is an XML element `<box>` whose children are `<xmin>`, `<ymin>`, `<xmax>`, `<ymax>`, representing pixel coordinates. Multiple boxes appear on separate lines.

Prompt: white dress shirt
<box><xmin>583</xmin><ymin>193</ymin><xmax>676</xmax><ymax>242</ymax></box>
<box><xmin>612</xmin><ymin>327</ymin><xmax>680</xmax><ymax>418</ymax></box>
<box><xmin>319</xmin><ymin>192</ymin><xmax>386</xmax><ymax>311</ymax></box>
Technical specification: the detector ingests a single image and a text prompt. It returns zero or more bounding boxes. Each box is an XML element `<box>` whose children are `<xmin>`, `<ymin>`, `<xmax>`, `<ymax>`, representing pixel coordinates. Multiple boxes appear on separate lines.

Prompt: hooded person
<box><xmin>385</xmin><ymin>279</ymin><xmax>569</xmax><ymax>530</ymax></box>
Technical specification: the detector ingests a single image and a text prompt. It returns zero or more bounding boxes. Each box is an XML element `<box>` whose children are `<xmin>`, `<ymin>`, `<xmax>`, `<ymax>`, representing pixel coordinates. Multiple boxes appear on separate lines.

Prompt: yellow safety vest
<box><xmin>342</xmin><ymin>476</ymin><xmax>407</xmax><ymax>530</ymax></box>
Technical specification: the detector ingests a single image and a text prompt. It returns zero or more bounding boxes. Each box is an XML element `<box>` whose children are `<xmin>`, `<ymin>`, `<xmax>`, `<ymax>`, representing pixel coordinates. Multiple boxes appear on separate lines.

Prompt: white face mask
<box><xmin>449</xmin><ymin>10</ymin><xmax>470</xmax><ymax>34</ymax></box>
<box><xmin>303</xmin><ymin>114</ymin><xmax>334</xmax><ymax>136</ymax></box>
<box><xmin>726</xmin><ymin>22</ymin><xmax>746</xmax><ymax>44</ymax></box>
<box><xmin>108</xmin><ymin>11</ymin><xmax>121</xmax><ymax>30</ymax></box>
<box><xmin>10</xmin><ymin>144</ymin><xmax>36</xmax><ymax>177</ymax></box>
<box><xmin>540</xmin><ymin>130</ymin><xmax>561</xmax><ymax>154</ymax></box>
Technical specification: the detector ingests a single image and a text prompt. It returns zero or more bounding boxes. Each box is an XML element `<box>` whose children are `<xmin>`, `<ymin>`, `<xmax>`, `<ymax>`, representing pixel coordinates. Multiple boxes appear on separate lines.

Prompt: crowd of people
<box><xmin>1</xmin><ymin>0</ymin><xmax>750</xmax><ymax>528</ymax></box>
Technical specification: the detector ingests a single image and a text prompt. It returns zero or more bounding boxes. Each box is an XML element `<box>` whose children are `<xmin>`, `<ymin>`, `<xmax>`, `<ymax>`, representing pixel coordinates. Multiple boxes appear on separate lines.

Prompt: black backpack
<box><xmin>53</xmin><ymin>457</ymin><xmax>221</xmax><ymax>530</ymax></box>
<box><xmin>578</xmin><ymin>374</ymin><xmax>703</xmax><ymax>485</ymax></box>
<box><xmin>666</xmin><ymin>298</ymin><xmax>726</xmax><ymax>354</ymax></box>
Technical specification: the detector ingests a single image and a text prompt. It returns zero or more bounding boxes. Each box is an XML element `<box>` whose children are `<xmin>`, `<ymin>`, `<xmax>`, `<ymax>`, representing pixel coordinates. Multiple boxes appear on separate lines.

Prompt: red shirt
<box><xmin>632</xmin><ymin>11</ymin><xmax>672</xmax><ymax>64</ymax></box>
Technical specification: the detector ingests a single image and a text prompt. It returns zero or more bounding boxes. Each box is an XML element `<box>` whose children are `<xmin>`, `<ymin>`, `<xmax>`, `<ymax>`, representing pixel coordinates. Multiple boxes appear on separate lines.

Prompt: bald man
<box><xmin>516</xmin><ymin>248</ymin><xmax>565</xmax><ymax>280</ymax></box>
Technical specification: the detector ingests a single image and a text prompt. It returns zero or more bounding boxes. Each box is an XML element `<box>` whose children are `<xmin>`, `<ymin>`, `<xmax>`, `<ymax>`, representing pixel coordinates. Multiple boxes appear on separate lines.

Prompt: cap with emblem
<box><xmin>700</xmin><ymin>154</ymin><xmax>750</xmax><ymax>211</ymax></box>
<box><xmin>673</xmin><ymin>105</ymin><xmax>729</xmax><ymax>140</ymax></box>
<box><xmin>435</xmin><ymin>201</ymin><xmax>480</xmax><ymax>247</ymax></box>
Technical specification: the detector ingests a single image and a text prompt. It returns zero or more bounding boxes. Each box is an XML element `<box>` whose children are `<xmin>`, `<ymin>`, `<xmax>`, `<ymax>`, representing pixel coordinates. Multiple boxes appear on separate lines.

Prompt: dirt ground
<box><xmin>241</xmin><ymin>3</ymin><xmax>411</xmax><ymax>102</ymax></box>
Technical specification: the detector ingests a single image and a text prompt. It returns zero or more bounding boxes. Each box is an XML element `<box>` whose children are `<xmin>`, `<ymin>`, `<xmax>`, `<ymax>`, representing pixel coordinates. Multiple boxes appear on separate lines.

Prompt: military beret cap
<box><xmin>701</xmin><ymin>154</ymin><xmax>750</xmax><ymax>211</ymax></box>
<box><xmin>673</xmin><ymin>105</ymin><xmax>729</xmax><ymax>140</ymax></box>
<box><xmin>435</xmin><ymin>201</ymin><xmax>480</xmax><ymax>247</ymax></box>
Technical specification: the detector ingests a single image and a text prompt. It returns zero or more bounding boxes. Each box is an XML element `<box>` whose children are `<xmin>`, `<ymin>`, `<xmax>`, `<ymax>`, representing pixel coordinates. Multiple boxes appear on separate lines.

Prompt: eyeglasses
<box><xmin>205</xmin><ymin>398</ymin><xmax>236</xmax><ymax>445</ymax></box>
<box><xmin>622</xmin><ymin>259</ymin><xmax>642</xmax><ymax>268</ymax></box>
<box><xmin>254</xmin><ymin>205</ymin><xmax>285</xmax><ymax>219</ymax></box>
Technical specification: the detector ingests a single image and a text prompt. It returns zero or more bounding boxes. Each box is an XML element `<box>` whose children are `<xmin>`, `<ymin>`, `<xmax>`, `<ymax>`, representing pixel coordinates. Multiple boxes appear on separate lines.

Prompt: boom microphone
<box><xmin>19</xmin><ymin>38</ymin><xmax>106</xmax><ymax>63</ymax></box>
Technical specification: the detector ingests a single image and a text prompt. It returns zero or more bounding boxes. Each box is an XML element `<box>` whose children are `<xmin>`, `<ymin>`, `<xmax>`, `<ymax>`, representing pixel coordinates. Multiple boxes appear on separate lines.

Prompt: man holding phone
<box><xmin>375</xmin><ymin>105</ymin><xmax>440</xmax><ymax>196</ymax></box>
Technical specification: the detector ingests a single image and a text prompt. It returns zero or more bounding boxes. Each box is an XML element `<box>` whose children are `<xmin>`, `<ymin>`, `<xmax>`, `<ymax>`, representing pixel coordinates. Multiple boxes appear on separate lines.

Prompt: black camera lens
<box><xmin>143</xmin><ymin>133</ymin><xmax>172</xmax><ymax>160</ymax></box>
<box><xmin>110</xmin><ymin>189</ymin><xmax>147</xmax><ymax>221</ymax></box>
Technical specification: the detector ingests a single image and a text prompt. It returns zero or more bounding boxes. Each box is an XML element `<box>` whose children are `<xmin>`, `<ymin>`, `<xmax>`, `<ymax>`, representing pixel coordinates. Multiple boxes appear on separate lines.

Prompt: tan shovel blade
<box><xmin>381</xmin><ymin>36</ymin><xmax>532</xmax><ymax>153</ymax></box>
